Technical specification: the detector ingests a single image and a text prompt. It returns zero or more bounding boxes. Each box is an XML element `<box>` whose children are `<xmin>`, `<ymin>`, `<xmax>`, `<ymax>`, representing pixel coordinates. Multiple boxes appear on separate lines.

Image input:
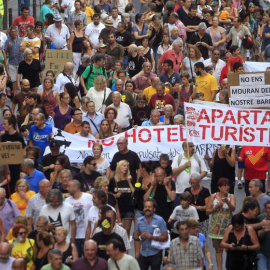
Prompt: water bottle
<box><xmin>50</xmin><ymin>42</ymin><xmax>55</xmax><ymax>49</ymax></box>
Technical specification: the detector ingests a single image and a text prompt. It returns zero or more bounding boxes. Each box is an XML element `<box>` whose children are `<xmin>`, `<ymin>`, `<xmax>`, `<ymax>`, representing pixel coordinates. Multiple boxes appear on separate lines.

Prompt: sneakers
<box><xmin>238</xmin><ymin>182</ymin><xmax>242</xmax><ymax>189</ymax></box>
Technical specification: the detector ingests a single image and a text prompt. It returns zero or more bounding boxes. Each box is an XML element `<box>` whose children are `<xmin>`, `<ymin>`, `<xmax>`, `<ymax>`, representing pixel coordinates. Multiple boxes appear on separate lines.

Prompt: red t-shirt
<box><xmin>13</xmin><ymin>16</ymin><xmax>35</xmax><ymax>37</ymax></box>
<box><xmin>239</xmin><ymin>146</ymin><xmax>270</xmax><ymax>180</ymax></box>
<box><xmin>227</xmin><ymin>55</ymin><xmax>244</xmax><ymax>71</ymax></box>
<box><xmin>148</xmin><ymin>93</ymin><xmax>176</xmax><ymax>116</ymax></box>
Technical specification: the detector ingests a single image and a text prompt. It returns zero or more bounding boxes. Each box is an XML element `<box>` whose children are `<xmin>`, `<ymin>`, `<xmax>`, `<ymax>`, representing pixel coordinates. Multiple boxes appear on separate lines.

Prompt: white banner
<box><xmin>50</xmin><ymin>127</ymin><xmax>219</xmax><ymax>163</ymax></box>
<box><xmin>245</xmin><ymin>62</ymin><xmax>270</xmax><ymax>72</ymax></box>
<box><xmin>230</xmin><ymin>96</ymin><xmax>270</xmax><ymax>108</ymax></box>
<box><xmin>230</xmin><ymin>85</ymin><xmax>270</xmax><ymax>97</ymax></box>
<box><xmin>184</xmin><ymin>103</ymin><xmax>270</xmax><ymax>146</ymax></box>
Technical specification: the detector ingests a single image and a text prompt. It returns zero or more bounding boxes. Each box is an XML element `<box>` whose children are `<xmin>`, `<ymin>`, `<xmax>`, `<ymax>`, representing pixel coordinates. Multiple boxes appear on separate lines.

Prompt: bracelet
<box><xmin>139</xmin><ymin>235</ymin><xmax>142</xmax><ymax>241</ymax></box>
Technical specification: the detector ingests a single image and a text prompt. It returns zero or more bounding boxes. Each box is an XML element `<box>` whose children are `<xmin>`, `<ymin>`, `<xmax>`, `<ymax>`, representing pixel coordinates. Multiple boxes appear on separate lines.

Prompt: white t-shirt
<box><xmin>40</xmin><ymin>202</ymin><xmax>75</xmax><ymax>232</ymax></box>
<box><xmin>87</xmin><ymin>204</ymin><xmax>115</xmax><ymax>237</ymax></box>
<box><xmin>55</xmin><ymin>72</ymin><xmax>75</xmax><ymax>93</ymax></box>
<box><xmin>170</xmin><ymin>205</ymin><xmax>199</xmax><ymax>233</ymax></box>
<box><xmin>108</xmin><ymin>254</ymin><xmax>140</xmax><ymax>270</ymax></box>
<box><xmin>109</xmin><ymin>102</ymin><xmax>132</xmax><ymax>129</ymax></box>
<box><xmin>65</xmin><ymin>193</ymin><xmax>93</xmax><ymax>239</ymax></box>
<box><xmin>85</xmin><ymin>22</ymin><xmax>105</xmax><ymax>46</ymax></box>
<box><xmin>96</xmin><ymin>159</ymin><xmax>110</xmax><ymax>176</ymax></box>
<box><xmin>86</xmin><ymin>87</ymin><xmax>112</xmax><ymax>113</ymax></box>
<box><xmin>171</xmin><ymin>154</ymin><xmax>208</xmax><ymax>194</ymax></box>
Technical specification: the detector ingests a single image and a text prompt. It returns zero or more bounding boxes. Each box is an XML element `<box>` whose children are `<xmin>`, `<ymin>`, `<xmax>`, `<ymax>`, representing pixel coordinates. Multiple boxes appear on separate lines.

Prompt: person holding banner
<box><xmin>172</xmin><ymin>142</ymin><xmax>207</xmax><ymax>206</ymax></box>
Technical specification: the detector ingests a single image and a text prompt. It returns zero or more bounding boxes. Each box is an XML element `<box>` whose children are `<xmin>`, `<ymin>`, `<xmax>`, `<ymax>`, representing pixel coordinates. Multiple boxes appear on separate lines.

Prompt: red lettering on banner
<box><xmin>211</xmin><ymin>126</ymin><xmax>223</xmax><ymax>141</ymax></box>
<box><xmin>125</xmin><ymin>129</ymin><xmax>136</xmax><ymax>143</ymax></box>
<box><xmin>88</xmin><ymin>140</ymin><xmax>95</xmax><ymax>148</ymax></box>
<box><xmin>223</xmin><ymin>110</ymin><xmax>236</xmax><ymax>124</ymax></box>
<box><xmin>167</xmin><ymin>127</ymin><xmax>178</xmax><ymax>142</ymax></box>
<box><xmin>153</xmin><ymin>128</ymin><xmax>164</xmax><ymax>142</ymax></box>
<box><xmin>197</xmin><ymin>109</ymin><xmax>211</xmax><ymax>123</ymax></box>
<box><xmin>225</xmin><ymin>126</ymin><xmax>237</xmax><ymax>141</ymax></box>
<box><xmin>138</xmin><ymin>129</ymin><xmax>151</xmax><ymax>142</ymax></box>
<box><xmin>239</xmin><ymin>126</ymin><xmax>243</xmax><ymax>141</ymax></box>
<box><xmin>256</xmin><ymin>128</ymin><xmax>268</xmax><ymax>142</ymax></box>
<box><xmin>243</xmin><ymin>127</ymin><xmax>255</xmax><ymax>142</ymax></box>
<box><xmin>237</xmin><ymin>110</ymin><xmax>250</xmax><ymax>125</ymax></box>
<box><xmin>180</xmin><ymin>127</ymin><xmax>186</xmax><ymax>141</ymax></box>
<box><xmin>212</xmin><ymin>109</ymin><xmax>223</xmax><ymax>123</ymax></box>
<box><xmin>102</xmin><ymin>137</ymin><xmax>115</xmax><ymax>146</ymax></box>
<box><xmin>249</xmin><ymin>110</ymin><xmax>260</xmax><ymax>125</ymax></box>
<box><xmin>261</xmin><ymin>111</ymin><xmax>270</xmax><ymax>125</ymax></box>
<box><xmin>199</xmin><ymin>125</ymin><xmax>210</xmax><ymax>139</ymax></box>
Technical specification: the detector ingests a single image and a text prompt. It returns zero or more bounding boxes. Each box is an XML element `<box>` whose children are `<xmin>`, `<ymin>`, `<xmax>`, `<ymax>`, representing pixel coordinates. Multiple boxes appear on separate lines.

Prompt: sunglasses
<box><xmin>90</xmin><ymin>163</ymin><xmax>97</xmax><ymax>166</ymax></box>
<box><xmin>18</xmin><ymin>231</ymin><xmax>27</xmax><ymax>236</ymax></box>
<box><xmin>137</xmin><ymin>100</ymin><xmax>145</xmax><ymax>103</ymax></box>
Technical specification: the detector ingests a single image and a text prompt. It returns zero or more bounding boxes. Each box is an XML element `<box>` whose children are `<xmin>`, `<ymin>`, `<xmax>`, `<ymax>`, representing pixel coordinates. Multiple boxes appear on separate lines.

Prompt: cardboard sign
<box><xmin>0</xmin><ymin>142</ymin><xmax>24</xmax><ymax>165</ymax></box>
<box><xmin>45</xmin><ymin>49</ymin><xmax>73</xmax><ymax>76</ymax></box>
<box><xmin>228</xmin><ymin>72</ymin><xmax>270</xmax><ymax>109</ymax></box>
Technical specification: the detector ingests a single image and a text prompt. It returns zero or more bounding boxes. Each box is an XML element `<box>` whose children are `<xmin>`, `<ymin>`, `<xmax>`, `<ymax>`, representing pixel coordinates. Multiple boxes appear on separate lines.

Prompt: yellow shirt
<box><xmin>21</xmin><ymin>36</ymin><xmax>41</xmax><ymax>60</ymax></box>
<box><xmin>143</xmin><ymin>86</ymin><xmax>170</xmax><ymax>103</ymax></box>
<box><xmin>85</xmin><ymin>7</ymin><xmax>95</xmax><ymax>24</ymax></box>
<box><xmin>10</xmin><ymin>190</ymin><xmax>36</xmax><ymax>215</ymax></box>
<box><xmin>9</xmin><ymin>238</ymin><xmax>35</xmax><ymax>270</ymax></box>
<box><xmin>195</xmin><ymin>73</ymin><xmax>218</xmax><ymax>101</ymax></box>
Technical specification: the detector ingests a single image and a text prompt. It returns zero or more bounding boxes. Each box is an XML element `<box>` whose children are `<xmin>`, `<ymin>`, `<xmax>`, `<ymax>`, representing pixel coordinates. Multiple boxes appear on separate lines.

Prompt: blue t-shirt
<box><xmin>98</xmin><ymin>4</ymin><xmax>111</xmax><ymax>13</ymax></box>
<box><xmin>28</xmin><ymin>125</ymin><xmax>52</xmax><ymax>161</ymax></box>
<box><xmin>24</xmin><ymin>169</ymin><xmax>46</xmax><ymax>193</ymax></box>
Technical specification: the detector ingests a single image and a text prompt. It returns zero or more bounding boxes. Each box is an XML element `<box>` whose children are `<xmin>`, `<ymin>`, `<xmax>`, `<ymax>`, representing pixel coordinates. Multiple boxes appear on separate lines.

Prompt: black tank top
<box><xmin>34</xmin><ymin>248</ymin><xmax>51</xmax><ymax>270</ymax></box>
<box><xmin>72</xmin><ymin>32</ymin><xmax>85</xmax><ymax>53</ymax></box>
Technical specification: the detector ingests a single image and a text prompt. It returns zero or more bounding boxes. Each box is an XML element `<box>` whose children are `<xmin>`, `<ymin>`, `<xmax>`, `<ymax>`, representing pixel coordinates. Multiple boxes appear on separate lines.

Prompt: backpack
<box><xmin>177</xmin><ymin>153</ymin><xmax>202</xmax><ymax>168</ymax></box>
<box><xmin>85</xmin><ymin>64</ymin><xmax>107</xmax><ymax>82</ymax></box>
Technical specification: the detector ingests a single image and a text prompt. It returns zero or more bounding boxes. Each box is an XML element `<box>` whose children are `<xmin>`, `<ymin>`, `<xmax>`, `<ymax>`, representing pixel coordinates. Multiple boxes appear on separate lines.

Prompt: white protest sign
<box><xmin>230</xmin><ymin>96</ymin><xmax>270</xmax><ymax>108</ymax></box>
<box><xmin>184</xmin><ymin>103</ymin><xmax>270</xmax><ymax>146</ymax></box>
<box><xmin>239</xmin><ymin>73</ymin><xmax>265</xmax><ymax>86</ymax></box>
<box><xmin>230</xmin><ymin>85</ymin><xmax>270</xmax><ymax>97</ymax></box>
<box><xmin>49</xmin><ymin>127</ymin><xmax>219</xmax><ymax>163</ymax></box>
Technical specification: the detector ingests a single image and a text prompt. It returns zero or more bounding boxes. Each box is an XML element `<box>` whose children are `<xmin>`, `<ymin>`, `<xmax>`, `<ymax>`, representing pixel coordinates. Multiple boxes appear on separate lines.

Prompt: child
<box><xmin>154</xmin><ymin>154</ymin><xmax>172</xmax><ymax>176</ymax></box>
<box><xmin>227</xmin><ymin>45</ymin><xmax>245</xmax><ymax>72</ymax></box>
<box><xmin>20</xmin><ymin>125</ymin><xmax>29</xmax><ymax>146</ymax></box>
<box><xmin>168</xmin><ymin>191</ymin><xmax>199</xmax><ymax>237</ymax></box>
<box><xmin>194</xmin><ymin>92</ymin><xmax>205</xmax><ymax>101</ymax></box>
<box><xmin>219</xmin><ymin>7</ymin><xmax>231</xmax><ymax>21</ymax></box>
<box><xmin>178</xmin><ymin>72</ymin><xmax>195</xmax><ymax>115</ymax></box>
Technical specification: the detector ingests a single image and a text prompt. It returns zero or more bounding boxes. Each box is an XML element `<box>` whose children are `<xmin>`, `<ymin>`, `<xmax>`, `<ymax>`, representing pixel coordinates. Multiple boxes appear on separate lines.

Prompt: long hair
<box><xmin>98</xmin><ymin>119</ymin><xmax>113</xmax><ymax>139</ymax></box>
<box><xmin>114</xmin><ymin>160</ymin><xmax>131</xmax><ymax>182</ymax></box>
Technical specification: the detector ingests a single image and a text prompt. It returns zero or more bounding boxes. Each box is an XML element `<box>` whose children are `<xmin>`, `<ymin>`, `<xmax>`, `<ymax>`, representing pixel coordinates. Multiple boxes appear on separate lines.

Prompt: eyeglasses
<box><xmin>90</xmin><ymin>163</ymin><xmax>97</xmax><ymax>166</ymax></box>
<box><xmin>136</xmin><ymin>100</ymin><xmax>145</xmax><ymax>103</ymax></box>
<box><xmin>18</xmin><ymin>231</ymin><xmax>27</xmax><ymax>236</ymax></box>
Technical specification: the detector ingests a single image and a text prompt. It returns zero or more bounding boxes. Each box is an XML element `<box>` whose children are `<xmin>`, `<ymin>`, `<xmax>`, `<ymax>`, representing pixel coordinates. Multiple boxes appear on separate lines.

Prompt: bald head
<box><xmin>0</xmin><ymin>187</ymin><xmax>5</xmax><ymax>197</ymax></box>
<box><xmin>39</xmin><ymin>179</ymin><xmax>50</xmax><ymax>187</ymax></box>
<box><xmin>12</xmin><ymin>259</ymin><xmax>27</xmax><ymax>270</ymax></box>
<box><xmin>84</xmin><ymin>239</ymin><xmax>97</xmax><ymax>250</ymax></box>
<box><xmin>64</xmin><ymin>62</ymin><xmax>74</xmax><ymax>74</ymax></box>
<box><xmin>0</xmin><ymin>242</ymin><xmax>11</xmax><ymax>263</ymax></box>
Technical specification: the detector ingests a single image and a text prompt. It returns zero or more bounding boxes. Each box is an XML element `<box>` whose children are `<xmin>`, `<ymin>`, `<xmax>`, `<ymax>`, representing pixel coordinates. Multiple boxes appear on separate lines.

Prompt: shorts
<box><xmin>9</xmin><ymin>65</ymin><xmax>19</xmax><ymax>82</ymax></box>
<box><xmin>212</xmin><ymin>238</ymin><xmax>222</xmax><ymax>249</ymax></box>
<box><xmin>135</xmin><ymin>209</ymin><xmax>144</xmax><ymax>218</ymax></box>
<box><xmin>120</xmin><ymin>211</ymin><xmax>134</xmax><ymax>220</ymax></box>
<box><xmin>238</xmin><ymin>161</ymin><xmax>245</xmax><ymax>169</ymax></box>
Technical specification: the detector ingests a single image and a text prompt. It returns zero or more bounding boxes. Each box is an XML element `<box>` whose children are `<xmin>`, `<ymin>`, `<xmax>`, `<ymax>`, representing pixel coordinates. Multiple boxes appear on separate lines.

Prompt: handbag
<box><xmin>149</xmin><ymin>26</ymin><xmax>161</xmax><ymax>47</ymax></box>
<box><xmin>151</xmin><ymin>229</ymin><xmax>171</xmax><ymax>250</ymax></box>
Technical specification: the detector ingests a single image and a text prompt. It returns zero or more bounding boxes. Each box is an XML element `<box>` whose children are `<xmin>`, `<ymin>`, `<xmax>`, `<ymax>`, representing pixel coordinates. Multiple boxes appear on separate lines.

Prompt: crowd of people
<box><xmin>0</xmin><ymin>0</ymin><xmax>270</xmax><ymax>269</ymax></box>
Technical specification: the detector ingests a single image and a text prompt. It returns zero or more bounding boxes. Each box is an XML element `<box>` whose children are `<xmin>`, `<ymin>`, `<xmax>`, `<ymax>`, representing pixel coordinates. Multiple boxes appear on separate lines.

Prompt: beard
<box><xmin>195</xmin><ymin>71</ymin><xmax>201</xmax><ymax>76</ymax></box>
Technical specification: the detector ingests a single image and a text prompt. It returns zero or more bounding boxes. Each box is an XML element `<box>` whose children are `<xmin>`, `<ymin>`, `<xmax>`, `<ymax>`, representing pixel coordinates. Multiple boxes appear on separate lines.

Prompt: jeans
<box><xmin>75</xmin><ymin>239</ymin><xmax>85</xmax><ymax>258</ymax></box>
<box><xmin>18</xmin><ymin>0</ymin><xmax>30</xmax><ymax>15</ymax></box>
<box><xmin>257</xmin><ymin>253</ymin><xmax>270</xmax><ymax>270</ymax></box>
<box><xmin>123</xmin><ymin>55</ymin><xmax>129</xmax><ymax>70</ymax></box>
<box><xmin>174</xmin><ymin>193</ymin><xmax>180</xmax><ymax>207</ymax></box>
<box><xmin>138</xmin><ymin>250</ymin><xmax>163</xmax><ymax>270</ymax></box>
<box><xmin>152</xmin><ymin>46</ymin><xmax>159</xmax><ymax>73</ymax></box>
